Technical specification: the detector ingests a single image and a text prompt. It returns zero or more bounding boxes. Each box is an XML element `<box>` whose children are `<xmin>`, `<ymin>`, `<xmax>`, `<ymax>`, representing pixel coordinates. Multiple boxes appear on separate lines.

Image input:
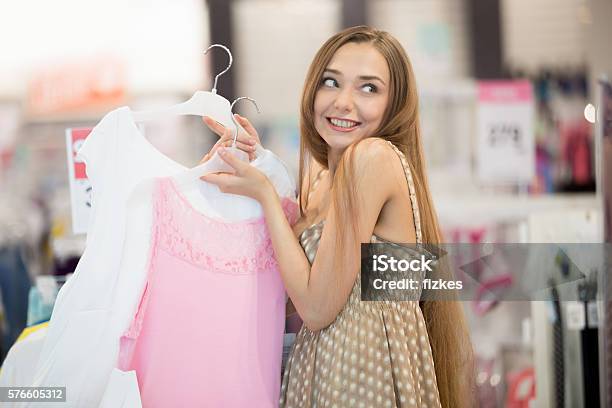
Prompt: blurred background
<box><xmin>0</xmin><ymin>0</ymin><xmax>611</xmax><ymax>406</ymax></box>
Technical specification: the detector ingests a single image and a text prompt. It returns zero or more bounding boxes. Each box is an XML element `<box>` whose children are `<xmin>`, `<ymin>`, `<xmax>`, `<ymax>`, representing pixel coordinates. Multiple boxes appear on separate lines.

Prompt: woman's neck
<box><xmin>327</xmin><ymin>148</ymin><xmax>342</xmax><ymax>177</ymax></box>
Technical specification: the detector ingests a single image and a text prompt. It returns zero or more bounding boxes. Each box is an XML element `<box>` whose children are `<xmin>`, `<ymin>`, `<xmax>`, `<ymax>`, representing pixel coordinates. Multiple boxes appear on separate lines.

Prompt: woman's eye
<box><xmin>362</xmin><ymin>84</ymin><xmax>377</xmax><ymax>93</ymax></box>
<box><xmin>322</xmin><ymin>77</ymin><xmax>337</xmax><ymax>88</ymax></box>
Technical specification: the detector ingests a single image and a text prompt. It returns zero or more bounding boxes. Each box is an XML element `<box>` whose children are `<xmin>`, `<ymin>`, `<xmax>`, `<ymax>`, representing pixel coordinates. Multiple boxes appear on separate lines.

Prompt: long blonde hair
<box><xmin>298</xmin><ymin>26</ymin><xmax>475</xmax><ymax>407</ymax></box>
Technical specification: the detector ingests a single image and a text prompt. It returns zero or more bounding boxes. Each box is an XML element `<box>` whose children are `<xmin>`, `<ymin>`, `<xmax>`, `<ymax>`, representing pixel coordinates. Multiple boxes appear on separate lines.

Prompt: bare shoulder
<box><xmin>352</xmin><ymin>138</ymin><xmax>416</xmax><ymax>242</ymax></box>
<box><xmin>351</xmin><ymin>137</ymin><xmax>414</xmax><ymax>212</ymax></box>
<box><xmin>351</xmin><ymin>137</ymin><xmax>396</xmax><ymax>162</ymax></box>
<box><xmin>347</xmin><ymin>137</ymin><xmax>404</xmax><ymax>183</ymax></box>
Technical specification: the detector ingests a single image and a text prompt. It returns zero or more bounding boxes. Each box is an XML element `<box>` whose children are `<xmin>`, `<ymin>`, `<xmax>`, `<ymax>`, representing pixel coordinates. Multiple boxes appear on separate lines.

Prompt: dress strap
<box><xmin>385</xmin><ymin>141</ymin><xmax>423</xmax><ymax>244</ymax></box>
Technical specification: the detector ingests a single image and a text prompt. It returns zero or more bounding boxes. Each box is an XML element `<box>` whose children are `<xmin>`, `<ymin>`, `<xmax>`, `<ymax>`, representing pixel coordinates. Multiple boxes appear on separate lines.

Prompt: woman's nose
<box><xmin>334</xmin><ymin>88</ymin><xmax>354</xmax><ymax>112</ymax></box>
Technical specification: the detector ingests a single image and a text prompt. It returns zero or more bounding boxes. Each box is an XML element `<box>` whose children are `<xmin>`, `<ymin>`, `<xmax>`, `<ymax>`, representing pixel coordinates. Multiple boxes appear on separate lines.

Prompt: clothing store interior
<box><xmin>0</xmin><ymin>0</ymin><xmax>611</xmax><ymax>407</ymax></box>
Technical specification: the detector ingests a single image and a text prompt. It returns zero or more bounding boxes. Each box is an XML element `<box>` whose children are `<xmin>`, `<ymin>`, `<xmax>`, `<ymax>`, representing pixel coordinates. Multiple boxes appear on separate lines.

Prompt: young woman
<box><xmin>201</xmin><ymin>26</ymin><xmax>474</xmax><ymax>408</ymax></box>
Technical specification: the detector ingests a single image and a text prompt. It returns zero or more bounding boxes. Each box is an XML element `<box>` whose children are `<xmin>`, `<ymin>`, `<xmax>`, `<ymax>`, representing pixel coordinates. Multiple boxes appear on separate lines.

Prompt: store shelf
<box><xmin>23</xmin><ymin>109</ymin><xmax>108</xmax><ymax>125</ymax></box>
<box><xmin>433</xmin><ymin>191</ymin><xmax>599</xmax><ymax>224</ymax></box>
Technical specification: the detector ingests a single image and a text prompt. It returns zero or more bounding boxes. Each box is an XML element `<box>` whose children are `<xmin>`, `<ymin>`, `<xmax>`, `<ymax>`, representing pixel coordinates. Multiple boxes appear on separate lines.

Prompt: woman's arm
<box><xmin>203</xmin><ymin>137</ymin><xmax>402</xmax><ymax>331</ymax></box>
<box><xmin>263</xmin><ymin>139</ymin><xmax>402</xmax><ymax>330</ymax></box>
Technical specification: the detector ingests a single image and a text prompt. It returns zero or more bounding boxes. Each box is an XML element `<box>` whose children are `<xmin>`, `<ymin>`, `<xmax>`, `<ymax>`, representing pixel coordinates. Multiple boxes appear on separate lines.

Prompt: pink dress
<box><xmin>117</xmin><ymin>177</ymin><xmax>298</xmax><ymax>407</ymax></box>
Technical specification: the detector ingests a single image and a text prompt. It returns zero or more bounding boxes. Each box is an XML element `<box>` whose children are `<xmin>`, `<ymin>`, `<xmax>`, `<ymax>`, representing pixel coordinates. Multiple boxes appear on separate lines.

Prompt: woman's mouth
<box><xmin>327</xmin><ymin>117</ymin><xmax>361</xmax><ymax>132</ymax></box>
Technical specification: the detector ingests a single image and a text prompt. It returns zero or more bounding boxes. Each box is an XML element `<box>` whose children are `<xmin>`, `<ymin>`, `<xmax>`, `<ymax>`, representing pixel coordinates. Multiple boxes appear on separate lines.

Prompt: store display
<box><xmin>524</xmin><ymin>69</ymin><xmax>596</xmax><ymax>194</ymax></box>
<box><xmin>65</xmin><ymin>128</ymin><xmax>93</xmax><ymax>235</ymax></box>
<box><xmin>476</xmin><ymin>80</ymin><xmax>535</xmax><ymax>185</ymax></box>
<box><xmin>475</xmin><ymin>357</ymin><xmax>502</xmax><ymax>408</ymax></box>
<box><xmin>0</xmin><ymin>197</ymin><xmax>47</xmax><ymax>362</ymax></box>
<box><xmin>597</xmin><ymin>77</ymin><xmax>612</xmax><ymax>408</ymax></box>
<box><xmin>26</xmin><ymin>276</ymin><xmax>61</xmax><ymax>326</ymax></box>
<box><xmin>0</xmin><ymin>245</ymin><xmax>30</xmax><ymax>359</ymax></box>
<box><xmin>577</xmin><ymin>276</ymin><xmax>600</xmax><ymax>407</ymax></box>
<box><xmin>550</xmin><ymin>285</ymin><xmax>565</xmax><ymax>408</ymax></box>
<box><xmin>505</xmin><ymin>367</ymin><xmax>535</xmax><ymax>408</ymax></box>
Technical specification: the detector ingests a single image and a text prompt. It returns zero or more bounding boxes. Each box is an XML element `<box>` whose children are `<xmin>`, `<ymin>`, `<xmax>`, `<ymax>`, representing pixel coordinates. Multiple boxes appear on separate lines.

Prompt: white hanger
<box><xmin>229</xmin><ymin>96</ymin><xmax>265</xmax><ymax>157</ymax></box>
<box><xmin>130</xmin><ymin>44</ymin><xmax>235</xmax><ymax>130</ymax></box>
<box><xmin>172</xmin><ymin>97</ymin><xmax>261</xmax><ymax>186</ymax></box>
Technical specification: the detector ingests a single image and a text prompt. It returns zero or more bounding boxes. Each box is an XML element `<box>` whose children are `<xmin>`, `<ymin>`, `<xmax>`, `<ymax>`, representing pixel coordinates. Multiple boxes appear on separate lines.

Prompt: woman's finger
<box><xmin>199</xmin><ymin>137</ymin><xmax>226</xmax><ymax>164</ymax></box>
<box><xmin>202</xmin><ymin>116</ymin><xmax>227</xmax><ymax>137</ymax></box>
<box><xmin>200</xmin><ymin>172</ymin><xmax>221</xmax><ymax>184</ymax></box>
<box><xmin>217</xmin><ymin>147</ymin><xmax>248</xmax><ymax>172</ymax></box>
<box><xmin>234</xmin><ymin>140</ymin><xmax>256</xmax><ymax>152</ymax></box>
<box><xmin>234</xmin><ymin>114</ymin><xmax>261</xmax><ymax>143</ymax></box>
<box><xmin>206</xmin><ymin>115</ymin><xmax>256</xmax><ymax>147</ymax></box>
<box><xmin>229</xmin><ymin>126</ymin><xmax>257</xmax><ymax>146</ymax></box>
<box><xmin>212</xmin><ymin>137</ymin><xmax>256</xmax><ymax>156</ymax></box>
<box><xmin>200</xmin><ymin>172</ymin><xmax>234</xmax><ymax>188</ymax></box>
<box><xmin>200</xmin><ymin>134</ymin><xmax>228</xmax><ymax>163</ymax></box>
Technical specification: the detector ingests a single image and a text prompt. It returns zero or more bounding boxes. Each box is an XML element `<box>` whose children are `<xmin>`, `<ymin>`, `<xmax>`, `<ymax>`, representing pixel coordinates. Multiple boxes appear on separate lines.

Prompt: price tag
<box><xmin>476</xmin><ymin>80</ymin><xmax>535</xmax><ymax>184</ymax></box>
<box><xmin>587</xmin><ymin>301</ymin><xmax>599</xmax><ymax>328</ymax></box>
<box><xmin>65</xmin><ymin>128</ymin><xmax>93</xmax><ymax>235</ymax></box>
<box><xmin>565</xmin><ymin>301</ymin><xmax>585</xmax><ymax>330</ymax></box>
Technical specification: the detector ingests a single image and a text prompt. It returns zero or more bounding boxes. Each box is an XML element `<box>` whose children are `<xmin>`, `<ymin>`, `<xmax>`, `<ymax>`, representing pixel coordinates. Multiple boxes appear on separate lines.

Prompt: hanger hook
<box><xmin>230</xmin><ymin>97</ymin><xmax>260</xmax><ymax>145</ymax></box>
<box><xmin>204</xmin><ymin>44</ymin><xmax>233</xmax><ymax>94</ymax></box>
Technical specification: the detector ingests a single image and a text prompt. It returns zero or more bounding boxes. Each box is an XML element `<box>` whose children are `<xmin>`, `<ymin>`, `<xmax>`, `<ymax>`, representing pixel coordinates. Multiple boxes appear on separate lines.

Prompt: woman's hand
<box><xmin>200</xmin><ymin>114</ymin><xmax>261</xmax><ymax>163</ymax></box>
<box><xmin>200</xmin><ymin>143</ymin><xmax>274</xmax><ymax>203</ymax></box>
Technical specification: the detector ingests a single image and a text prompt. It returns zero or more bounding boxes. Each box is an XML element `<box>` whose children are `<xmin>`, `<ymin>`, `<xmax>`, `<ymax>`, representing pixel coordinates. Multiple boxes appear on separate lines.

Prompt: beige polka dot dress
<box><xmin>279</xmin><ymin>142</ymin><xmax>442</xmax><ymax>407</ymax></box>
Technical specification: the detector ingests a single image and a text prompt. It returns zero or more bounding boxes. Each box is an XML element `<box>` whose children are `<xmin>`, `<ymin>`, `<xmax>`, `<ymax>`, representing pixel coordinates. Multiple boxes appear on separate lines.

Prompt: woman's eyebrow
<box><xmin>323</xmin><ymin>68</ymin><xmax>342</xmax><ymax>75</ymax></box>
<box><xmin>323</xmin><ymin>68</ymin><xmax>385</xmax><ymax>85</ymax></box>
<box><xmin>359</xmin><ymin>75</ymin><xmax>386</xmax><ymax>85</ymax></box>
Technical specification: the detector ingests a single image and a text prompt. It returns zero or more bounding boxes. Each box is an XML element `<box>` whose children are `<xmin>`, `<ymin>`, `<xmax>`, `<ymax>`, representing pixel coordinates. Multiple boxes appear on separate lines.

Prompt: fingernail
<box><xmin>249</xmin><ymin>139</ymin><xmax>256</xmax><ymax>145</ymax></box>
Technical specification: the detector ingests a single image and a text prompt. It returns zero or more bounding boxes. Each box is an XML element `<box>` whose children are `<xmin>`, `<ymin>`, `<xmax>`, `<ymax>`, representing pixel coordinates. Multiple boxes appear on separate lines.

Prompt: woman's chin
<box><xmin>323</xmin><ymin>134</ymin><xmax>363</xmax><ymax>152</ymax></box>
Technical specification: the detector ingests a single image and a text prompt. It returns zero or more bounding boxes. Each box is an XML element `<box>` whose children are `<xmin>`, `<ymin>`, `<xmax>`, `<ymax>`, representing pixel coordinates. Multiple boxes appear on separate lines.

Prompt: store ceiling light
<box><xmin>584</xmin><ymin>103</ymin><xmax>596</xmax><ymax>124</ymax></box>
<box><xmin>490</xmin><ymin>373</ymin><xmax>501</xmax><ymax>387</ymax></box>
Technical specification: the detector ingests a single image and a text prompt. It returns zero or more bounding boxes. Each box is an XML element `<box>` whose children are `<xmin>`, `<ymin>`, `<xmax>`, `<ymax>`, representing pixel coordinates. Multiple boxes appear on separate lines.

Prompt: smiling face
<box><xmin>313</xmin><ymin>42</ymin><xmax>391</xmax><ymax>153</ymax></box>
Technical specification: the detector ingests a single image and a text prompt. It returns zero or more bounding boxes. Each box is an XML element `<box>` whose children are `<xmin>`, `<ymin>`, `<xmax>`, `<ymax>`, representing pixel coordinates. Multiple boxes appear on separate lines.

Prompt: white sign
<box><xmin>587</xmin><ymin>301</ymin><xmax>599</xmax><ymax>328</ymax></box>
<box><xmin>476</xmin><ymin>80</ymin><xmax>535</xmax><ymax>184</ymax></box>
<box><xmin>65</xmin><ymin>128</ymin><xmax>93</xmax><ymax>235</ymax></box>
<box><xmin>565</xmin><ymin>301</ymin><xmax>585</xmax><ymax>331</ymax></box>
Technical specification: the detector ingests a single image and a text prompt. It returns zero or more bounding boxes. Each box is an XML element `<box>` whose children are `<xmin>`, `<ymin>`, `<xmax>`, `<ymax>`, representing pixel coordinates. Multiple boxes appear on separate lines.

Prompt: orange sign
<box><xmin>28</xmin><ymin>56</ymin><xmax>126</xmax><ymax>115</ymax></box>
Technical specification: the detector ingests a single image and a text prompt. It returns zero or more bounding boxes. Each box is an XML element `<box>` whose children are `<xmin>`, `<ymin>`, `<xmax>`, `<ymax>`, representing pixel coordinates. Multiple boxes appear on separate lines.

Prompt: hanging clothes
<box><xmin>0</xmin><ymin>245</ymin><xmax>31</xmax><ymax>361</ymax></box>
<box><xmin>117</xmin><ymin>177</ymin><xmax>295</xmax><ymax>407</ymax></box>
<box><xmin>0</xmin><ymin>106</ymin><xmax>298</xmax><ymax>407</ymax></box>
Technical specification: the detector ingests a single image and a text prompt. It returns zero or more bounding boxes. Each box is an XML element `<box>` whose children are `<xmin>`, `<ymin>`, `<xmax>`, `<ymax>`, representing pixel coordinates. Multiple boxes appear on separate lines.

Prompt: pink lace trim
<box><xmin>157</xmin><ymin>177</ymin><xmax>298</xmax><ymax>275</ymax></box>
<box><xmin>118</xmin><ymin>281</ymin><xmax>152</xmax><ymax>369</ymax></box>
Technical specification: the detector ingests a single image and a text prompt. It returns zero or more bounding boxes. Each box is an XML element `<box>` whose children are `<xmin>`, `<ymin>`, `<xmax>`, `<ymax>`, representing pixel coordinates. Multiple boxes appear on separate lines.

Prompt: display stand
<box><xmin>596</xmin><ymin>76</ymin><xmax>612</xmax><ymax>408</ymax></box>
